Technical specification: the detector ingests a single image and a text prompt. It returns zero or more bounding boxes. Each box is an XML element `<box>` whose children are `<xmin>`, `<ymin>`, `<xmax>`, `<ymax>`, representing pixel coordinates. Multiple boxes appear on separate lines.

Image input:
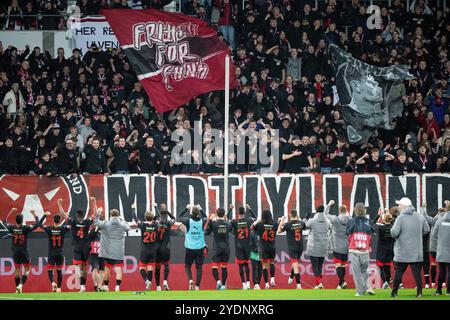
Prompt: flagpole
<box><xmin>224</xmin><ymin>55</ymin><xmax>230</xmax><ymax>211</ymax></box>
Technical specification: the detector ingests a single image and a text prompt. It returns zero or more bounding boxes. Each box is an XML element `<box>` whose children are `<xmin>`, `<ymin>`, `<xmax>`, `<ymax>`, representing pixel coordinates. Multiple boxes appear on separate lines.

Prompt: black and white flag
<box><xmin>328</xmin><ymin>42</ymin><xmax>414</xmax><ymax>144</ymax></box>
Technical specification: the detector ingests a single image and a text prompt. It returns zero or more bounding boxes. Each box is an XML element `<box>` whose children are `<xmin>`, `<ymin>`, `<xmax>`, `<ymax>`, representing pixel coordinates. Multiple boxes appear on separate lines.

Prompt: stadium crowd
<box><xmin>0</xmin><ymin>0</ymin><xmax>450</xmax><ymax>176</ymax></box>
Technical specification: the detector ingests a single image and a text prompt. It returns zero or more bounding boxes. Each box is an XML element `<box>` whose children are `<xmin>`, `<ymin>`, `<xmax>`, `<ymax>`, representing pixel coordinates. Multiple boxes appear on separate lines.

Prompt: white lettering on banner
<box><xmin>70</xmin><ymin>17</ymin><xmax>119</xmax><ymax>55</ymax></box>
<box><xmin>132</xmin><ymin>21</ymin><xmax>212</xmax><ymax>90</ymax></box>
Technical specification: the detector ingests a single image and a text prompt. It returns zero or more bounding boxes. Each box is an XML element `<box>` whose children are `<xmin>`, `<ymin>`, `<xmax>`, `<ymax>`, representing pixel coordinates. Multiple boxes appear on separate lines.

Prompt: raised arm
<box><xmin>227</xmin><ymin>204</ymin><xmax>234</xmax><ymax>221</ymax></box>
<box><xmin>90</xmin><ymin>197</ymin><xmax>98</xmax><ymax>220</ymax></box>
<box><xmin>31</xmin><ymin>210</ymin><xmax>47</xmax><ymax>230</ymax></box>
<box><xmin>246</xmin><ymin>204</ymin><xmax>257</xmax><ymax>219</ymax></box>
<box><xmin>94</xmin><ymin>207</ymin><xmax>105</xmax><ymax>229</ymax></box>
<box><xmin>277</xmin><ymin>216</ymin><xmax>286</xmax><ymax>235</ymax></box>
<box><xmin>153</xmin><ymin>203</ymin><xmax>161</xmax><ymax>220</ymax></box>
<box><xmin>2</xmin><ymin>207</ymin><xmax>17</xmax><ymax>226</ymax></box>
<box><xmin>131</xmin><ymin>203</ymin><xmax>140</xmax><ymax>225</ymax></box>
<box><xmin>57</xmin><ymin>198</ymin><xmax>69</xmax><ymax>220</ymax></box>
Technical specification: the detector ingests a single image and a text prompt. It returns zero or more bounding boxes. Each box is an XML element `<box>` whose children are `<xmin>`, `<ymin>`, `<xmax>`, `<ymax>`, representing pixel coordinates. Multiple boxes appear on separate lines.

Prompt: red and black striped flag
<box><xmin>102</xmin><ymin>9</ymin><xmax>235</xmax><ymax>112</ymax></box>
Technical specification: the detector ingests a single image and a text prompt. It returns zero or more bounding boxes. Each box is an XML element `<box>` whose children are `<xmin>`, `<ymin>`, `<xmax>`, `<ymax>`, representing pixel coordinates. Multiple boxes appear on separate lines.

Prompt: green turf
<box><xmin>0</xmin><ymin>289</ymin><xmax>449</xmax><ymax>300</ymax></box>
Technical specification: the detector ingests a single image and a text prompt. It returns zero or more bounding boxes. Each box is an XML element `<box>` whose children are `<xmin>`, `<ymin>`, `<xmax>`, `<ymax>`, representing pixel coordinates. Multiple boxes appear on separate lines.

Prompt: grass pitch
<box><xmin>0</xmin><ymin>289</ymin><xmax>449</xmax><ymax>300</ymax></box>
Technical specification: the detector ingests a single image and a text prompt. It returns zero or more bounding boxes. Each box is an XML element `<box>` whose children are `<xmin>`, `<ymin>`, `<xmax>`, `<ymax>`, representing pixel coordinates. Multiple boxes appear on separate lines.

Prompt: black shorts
<box><xmin>47</xmin><ymin>252</ymin><xmax>64</xmax><ymax>268</ymax></box>
<box><xmin>235</xmin><ymin>246</ymin><xmax>251</xmax><ymax>263</ymax></box>
<box><xmin>156</xmin><ymin>245</ymin><xmax>171</xmax><ymax>264</ymax></box>
<box><xmin>73</xmin><ymin>244</ymin><xmax>90</xmax><ymax>265</ymax></box>
<box><xmin>376</xmin><ymin>249</ymin><xmax>393</xmax><ymax>266</ymax></box>
<box><xmin>288</xmin><ymin>246</ymin><xmax>303</xmax><ymax>262</ymax></box>
<box><xmin>261</xmin><ymin>247</ymin><xmax>276</xmax><ymax>263</ymax></box>
<box><xmin>212</xmin><ymin>247</ymin><xmax>230</xmax><ymax>266</ymax></box>
<box><xmin>13</xmin><ymin>249</ymin><xmax>30</xmax><ymax>267</ymax></box>
<box><xmin>104</xmin><ymin>258</ymin><xmax>124</xmax><ymax>268</ymax></box>
<box><xmin>89</xmin><ymin>254</ymin><xmax>104</xmax><ymax>270</ymax></box>
<box><xmin>139</xmin><ymin>246</ymin><xmax>158</xmax><ymax>266</ymax></box>
<box><xmin>332</xmin><ymin>252</ymin><xmax>349</xmax><ymax>265</ymax></box>
<box><xmin>185</xmin><ymin>248</ymin><xmax>205</xmax><ymax>266</ymax></box>
<box><xmin>98</xmin><ymin>257</ymin><xmax>106</xmax><ymax>271</ymax></box>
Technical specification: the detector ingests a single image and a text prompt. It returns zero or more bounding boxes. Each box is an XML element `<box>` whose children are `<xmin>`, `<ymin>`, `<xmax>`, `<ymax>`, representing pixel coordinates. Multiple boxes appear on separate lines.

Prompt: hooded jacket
<box><xmin>95</xmin><ymin>213</ymin><xmax>130</xmax><ymax>260</ymax></box>
<box><xmin>346</xmin><ymin>215</ymin><xmax>373</xmax><ymax>252</ymax></box>
<box><xmin>422</xmin><ymin>208</ymin><xmax>445</xmax><ymax>253</ymax></box>
<box><xmin>391</xmin><ymin>205</ymin><xmax>430</xmax><ymax>263</ymax></box>
<box><xmin>305</xmin><ymin>208</ymin><xmax>331</xmax><ymax>257</ymax></box>
<box><xmin>435</xmin><ymin>211</ymin><xmax>450</xmax><ymax>263</ymax></box>
<box><xmin>326</xmin><ymin>206</ymin><xmax>350</xmax><ymax>254</ymax></box>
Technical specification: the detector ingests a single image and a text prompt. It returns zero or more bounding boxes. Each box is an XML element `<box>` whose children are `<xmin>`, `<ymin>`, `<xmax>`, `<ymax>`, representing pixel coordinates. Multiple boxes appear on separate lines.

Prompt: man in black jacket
<box><xmin>108</xmin><ymin>137</ymin><xmax>131</xmax><ymax>174</ymax></box>
<box><xmin>83</xmin><ymin>137</ymin><xmax>108</xmax><ymax>174</ymax></box>
<box><xmin>55</xmin><ymin>139</ymin><xmax>79</xmax><ymax>174</ymax></box>
<box><xmin>136</xmin><ymin>135</ymin><xmax>164</xmax><ymax>174</ymax></box>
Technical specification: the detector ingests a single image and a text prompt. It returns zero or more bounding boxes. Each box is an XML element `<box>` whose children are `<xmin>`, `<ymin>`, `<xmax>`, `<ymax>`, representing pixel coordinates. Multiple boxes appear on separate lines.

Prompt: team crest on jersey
<box><xmin>0</xmin><ymin>175</ymin><xmax>89</xmax><ymax>229</ymax></box>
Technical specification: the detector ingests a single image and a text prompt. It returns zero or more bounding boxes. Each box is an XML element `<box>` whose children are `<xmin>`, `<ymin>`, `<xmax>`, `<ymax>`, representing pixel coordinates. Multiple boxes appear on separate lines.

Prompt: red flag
<box><xmin>101</xmin><ymin>9</ymin><xmax>235</xmax><ymax>112</ymax></box>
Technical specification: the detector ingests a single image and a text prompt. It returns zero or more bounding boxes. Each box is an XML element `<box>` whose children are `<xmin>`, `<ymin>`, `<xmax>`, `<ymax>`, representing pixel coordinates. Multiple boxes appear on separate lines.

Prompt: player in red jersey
<box><xmin>231</xmin><ymin>205</ymin><xmax>257</xmax><ymax>290</ymax></box>
<box><xmin>132</xmin><ymin>204</ymin><xmax>160</xmax><ymax>291</ymax></box>
<box><xmin>38</xmin><ymin>211</ymin><xmax>70</xmax><ymax>292</ymax></box>
<box><xmin>252</xmin><ymin>210</ymin><xmax>280</xmax><ymax>289</ymax></box>
<box><xmin>1</xmin><ymin>208</ymin><xmax>43</xmax><ymax>293</ymax></box>
<box><xmin>57</xmin><ymin>198</ymin><xmax>95</xmax><ymax>292</ymax></box>
<box><xmin>89</xmin><ymin>225</ymin><xmax>103</xmax><ymax>292</ymax></box>
<box><xmin>154</xmin><ymin>203</ymin><xmax>176</xmax><ymax>291</ymax></box>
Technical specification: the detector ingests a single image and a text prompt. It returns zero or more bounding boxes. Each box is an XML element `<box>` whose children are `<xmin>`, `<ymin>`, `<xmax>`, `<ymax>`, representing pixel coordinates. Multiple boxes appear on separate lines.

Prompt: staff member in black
<box><xmin>136</xmin><ymin>135</ymin><xmax>164</xmax><ymax>174</ymax></box>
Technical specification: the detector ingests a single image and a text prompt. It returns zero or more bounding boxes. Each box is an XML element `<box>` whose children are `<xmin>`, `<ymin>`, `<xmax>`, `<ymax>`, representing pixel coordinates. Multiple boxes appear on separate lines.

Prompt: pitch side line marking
<box><xmin>0</xmin><ymin>296</ymin><xmax>35</xmax><ymax>300</ymax></box>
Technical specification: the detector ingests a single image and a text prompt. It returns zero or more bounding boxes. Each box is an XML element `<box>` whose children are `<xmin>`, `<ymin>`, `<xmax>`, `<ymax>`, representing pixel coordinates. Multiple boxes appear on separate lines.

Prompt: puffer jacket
<box><xmin>305</xmin><ymin>210</ymin><xmax>331</xmax><ymax>257</ymax></box>
<box><xmin>391</xmin><ymin>205</ymin><xmax>430</xmax><ymax>263</ymax></box>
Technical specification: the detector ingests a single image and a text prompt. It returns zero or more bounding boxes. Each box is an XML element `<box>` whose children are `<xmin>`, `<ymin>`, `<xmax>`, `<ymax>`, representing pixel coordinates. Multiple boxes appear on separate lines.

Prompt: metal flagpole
<box><xmin>223</xmin><ymin>55</ymin><xmax>230</xmax><ymax>211</ymax></box>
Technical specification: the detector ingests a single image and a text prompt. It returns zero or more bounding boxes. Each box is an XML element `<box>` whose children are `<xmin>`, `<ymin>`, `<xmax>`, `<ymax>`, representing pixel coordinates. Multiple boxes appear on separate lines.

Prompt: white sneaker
<box><xmin>399</xmin><ymin>283</ymin><xmax>404</xmax><ymax>289</ymax></box>
<box><xmin>56</xmin><ymin>288</ymin><xmax>61</xmax><ymax>293</ymax></box>
<box><xmin>189</xmin><ymin>280</ymin><xmax>194</xmax><ymax>291</ymax></box>
<box><xmin>314</xmin><ymin>283</ymin><xmax>324</xmax><ymax>289</ymax></box>
<box><xmin>52</xmin><ymin>282</ymin><xmax>57</xmax><ymax>292</ymax></box>
<box><xmin>296</xmin><ymin>284</ymin><xmax>302</xmax><ymax>289</ymax></box>
<box><xmin>156</xmin><ymin>286</ymin><xmax>162</xmax><ymax>291</ymax></box>
<box><xmin>355</xmin><ymin>293</ymin><xmax>361</xmax><ymax>297</ymax></box>
<box><xmin>288</xmin><ymin>277</ymin><xmax>293</xmax><ymax>285</ymax></box>
<box><xmin>246</xmin><ymin>281</ymin><xmax>250</xmax><ymax>290</ymax></box>
<box><xmin>270</xmin><ymin>277</ymin><xmax>276</xmax><ymax>288</ymax></box>
<box><xmin>79</xmin><ymin>285</ymin><xmax>86</xmax><ymax>293</ymax></box>
<box><xmin>220</xmin><ymin>285</ymin><xmax>226</xmax><ymax>290</ymax></box>
<box><xmin>115</xmin><ymin>285</ymin><xmax>120</xmax><ymax>292</ymax></box>
<box><xmin>382</xmin><ymin>281</ymin><xmax>390</xmax><ymax>289</ymax></box>
<box><xmin>341</xmin><ymin>282</ymin><xmax>348</xmax><ymax>289</ymax></box>
<box><xmin>195</xmin><ymin>286</ymin><xmax>200</xmax><ymax>291</ymax></box>
<box><xmin>254</xmin><ymin>284</ymin><xmax>260</xmax><ymax>290</ymax></box>
<box><xmin>265</xmin><ymin>283</ymin><xmax>270</xmax><ymax>290</ymax></box>
<box><xmin>425</xmin><ymin>284</ymin><xmax>430</xmax><ymax>289</ymax></box>
<box><xmin>337</xmin><ymin>285</ymin><xmax>342</xmax><ymax>289</ymax></box>
<box><xmin>145</xmin><ymin>280</ymin><xmax>151</xmax><ymax>291</ymax></box>
<box><xmin>442</xmin><ymin>283</ymin><xmax>447</xmax><ymax>288</ymax></box>
<box><xmin>216</xmin><ymin>280</ymin><xmax>222</xmax><ymax>290</ymax></box>
<box><xmin>242</xmin><ymin>283</ymin><xmax>247</xmax><ymax>290</ymax></box>
<box><xmin>366</xmin><ymin>289</ymin><xmax>375</xmax><ymax>295</ymax></box>
<box><xmin>100</xmin><ymin>285</ymin><xmax>109</xmax><ymax>292</ymax></box>
<box><xmin>163</xmin><ymin>280</ymin><xmax>170</xmax><ymax>291</ymax></box>
<box><xmin>17</xmin><ymin>284</ymin><xmax>23</xmax><ymax>293</ymax></box>
<box><xmin>432</xmin><ymin>283</ymin><xmax>436</xmax><ymax>289</ymax></box>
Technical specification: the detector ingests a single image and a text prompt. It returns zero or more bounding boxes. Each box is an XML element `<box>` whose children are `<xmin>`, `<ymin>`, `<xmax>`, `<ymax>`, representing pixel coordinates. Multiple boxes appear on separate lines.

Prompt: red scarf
<box><xmin>314</xmin><ymin>83</ymin><xmax>323</xmax><ymax>103</ymax></box>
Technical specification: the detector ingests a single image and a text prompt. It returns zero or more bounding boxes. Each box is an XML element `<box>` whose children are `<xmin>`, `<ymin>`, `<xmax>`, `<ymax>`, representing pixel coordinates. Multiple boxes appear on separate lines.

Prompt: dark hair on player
<box><xmin>290</xmin><ymin>210</ymin><xmax>298</xmax><ymax>219</ymax></box>
<box><xmin>76</xmin><ymin>210</ymin><xmax>84</xmax><ymax>220</ymax></box>
<box><xmin>238</xmin><ymin>207</ymin><xmax>245</xmax><ymax>216</ymax></box>
<box><xmin>15</xmin><ymin>215</ymin><xmax>23</xmax><ymax>225</ymax></box>
<box><xmin>192</xmin><ymin>206</ymin><xmax>200</xmax><ymax>218</ymax></box>
<box><xmin>216</xmin><ymin>208</ymin><xmax>225</xmax><ymax>218</ymax></box>
<box><xmin>53</xmin><ymin>215</ymin><xmax>61</xmax><ymax>224</ymax></box>
<box><xmin>262</xmin><ymin>210</ymin><xmax>273</xmax><ymax>224</ymax></box>
<box><xmin>315</xmin><ymin>205</ymin><xmax>325</xmax><ymax>213</ymax></box>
